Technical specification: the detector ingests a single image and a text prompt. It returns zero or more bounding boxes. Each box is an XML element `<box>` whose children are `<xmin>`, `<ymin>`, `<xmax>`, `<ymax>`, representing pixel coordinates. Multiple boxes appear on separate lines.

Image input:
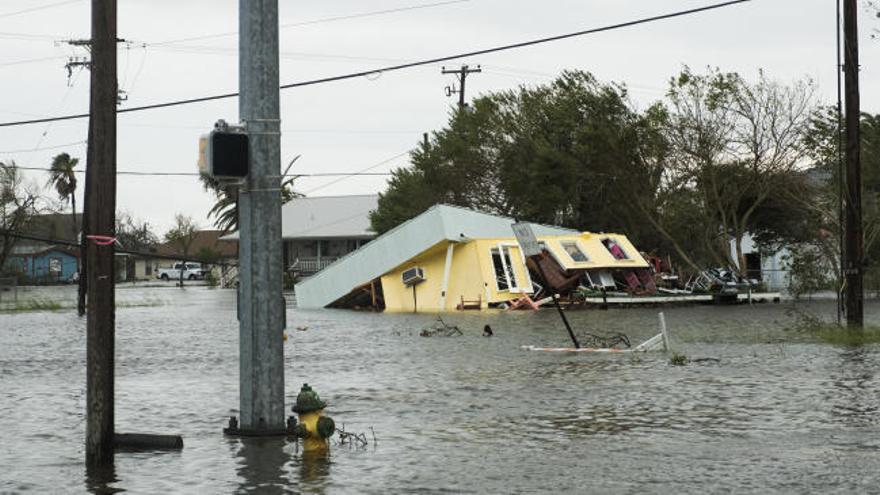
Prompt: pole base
<box><xmin>222</xmin><ymin>415</ymin><xmax>298</xmax><ymax>438</ymax></box>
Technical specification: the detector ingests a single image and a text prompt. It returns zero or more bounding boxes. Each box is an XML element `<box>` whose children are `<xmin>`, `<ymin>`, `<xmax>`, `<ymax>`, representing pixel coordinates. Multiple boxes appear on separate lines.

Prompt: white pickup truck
<box><xmin>157</xmin><ymin>262</ymin><xmax>207</xmax><ymax>281</ymax></box>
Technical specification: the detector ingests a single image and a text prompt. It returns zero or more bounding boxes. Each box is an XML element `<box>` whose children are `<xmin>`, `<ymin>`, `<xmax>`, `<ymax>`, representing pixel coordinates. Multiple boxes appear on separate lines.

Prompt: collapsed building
<box><xmin>294</xmin><ymin>204</ymin><xmax>653</xmax><ymax>311</ymax></box>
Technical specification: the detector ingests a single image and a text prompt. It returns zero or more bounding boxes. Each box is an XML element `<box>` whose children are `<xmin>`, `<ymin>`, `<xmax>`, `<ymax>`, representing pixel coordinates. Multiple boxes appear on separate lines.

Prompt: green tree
<box><xmin>46</xmin><ymin>152</ymin><xmax>79</xmax><ymax>241</ymax></box>
<box><xmin>371</xmin><ymin>71</ymin><xmax>669</xmax><ymax>245</ymax></box>
<box><xmin>664</xmin><ymin>67</ymin><xmax>816</xmax><ymax>274</ymax></box>
<box><xmin>201</xmin><ymin>174</ymin><xmax>301</xmax><ymax>234</ymax></box>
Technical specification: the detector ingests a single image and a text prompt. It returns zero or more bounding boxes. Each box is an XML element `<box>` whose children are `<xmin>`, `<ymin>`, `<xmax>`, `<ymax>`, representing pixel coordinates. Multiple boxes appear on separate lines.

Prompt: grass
<box><xmin>786</xmin><ymin>307</ymin><xmax>880</xmax><ymax>345</ymax></box>
<box><xmin>0</xmin><ymin>297</ymin><xmax>163</xmax><ymax>313</ymax></box>
<box><xmin>0</xmin><ymin>298</ymin><xmax>64</xmax><ymax>313</ymax></box>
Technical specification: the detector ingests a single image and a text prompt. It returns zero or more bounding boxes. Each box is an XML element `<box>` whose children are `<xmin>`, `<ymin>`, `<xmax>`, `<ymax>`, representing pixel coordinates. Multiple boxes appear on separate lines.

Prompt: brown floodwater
<box><xmin>1</xmin><ymin>286</ymin><xmax>879</xmax><ymax>493</ymax></box>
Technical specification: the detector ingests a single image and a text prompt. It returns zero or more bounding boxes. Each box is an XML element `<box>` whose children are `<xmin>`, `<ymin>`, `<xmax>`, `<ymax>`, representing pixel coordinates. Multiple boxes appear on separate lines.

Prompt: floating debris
<box><xmin>577</xmin><ymin>331</ymin><xmax>631</xmax><ymax>349</ymax></box>
<box><xmin>420</xmin><ymin>316</ymin><xmax>463</xmax><ymax>337</ymax></box>
<box><xmin>335</xmin><ymin>424</ymin><xmax>374</xmax><ymax>449</ymax></box>
<box><xmin>669</xmin><ymin>353</ymin><xmax>689</xmax><ymax>366</ymax></box>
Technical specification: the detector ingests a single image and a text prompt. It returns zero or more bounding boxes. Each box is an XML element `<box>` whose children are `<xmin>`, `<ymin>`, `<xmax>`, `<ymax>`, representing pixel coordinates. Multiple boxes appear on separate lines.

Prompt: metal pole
<box><xmin>85</xmin><ymin>0</ymin><xmax>117</xmax><ymax>467</ymax></box>
<box><xmin>238</xmin><ymin>0</ymin><xmax>285</xmax><ymax>432</ymax></box>
<box><xmin>531</xmin><ymin>255</ymin><xmax>580</xmax><ymax>348</ymax></box>
<box><xmin>843</xmin><ymin>0</ymin><xmax>863</xmax><ymax>328</ymax></box>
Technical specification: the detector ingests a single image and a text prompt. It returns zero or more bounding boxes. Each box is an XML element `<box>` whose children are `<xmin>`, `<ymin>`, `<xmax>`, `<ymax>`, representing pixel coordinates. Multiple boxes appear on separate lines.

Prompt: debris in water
<box><xmin>577</xmin><ymin>331</ymin><xmax>631</xmax><ymax>349</ymax></box>
<box><xmin>669</xmin><ymin>353</ymin><xmax>688</xmax><ymax>366</ymax></box>
<box><xmin>420</xmin><ymin>316</ymin><xmax>463</xmax><ymax>337</ymax></box>
<box><xmin>335</xmin><ymin>424</ymin><xmax>372</xmax><ymax>449</ymax></box>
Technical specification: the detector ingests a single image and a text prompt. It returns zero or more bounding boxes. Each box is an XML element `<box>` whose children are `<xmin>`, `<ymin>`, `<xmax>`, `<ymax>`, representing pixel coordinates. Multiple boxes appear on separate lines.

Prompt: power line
<box><xmin>0</xmin><ymin>0</ymin><xmax>82</xmax><ymax>20</ymax></box>
<box><xmin>303</xmin><ymin>150</ymin><xmax>411</xmax><ymax>194</ymax></box>
<box><xmin>0</xmin><ymin>55</ymin><xmax>67</xmax><ymax>68</ymax></box>
<box><xmin>150</xmin><ymin>0</ymin><xmax>471</xmax><ymax>46</ymax></box>
<box><xmin>0</xmin><ymin>139</ymin><xmax>86</xmax><ymax>154</ymax></box>
<box><xmin>8</xmin><ymin>164</ymin><xmax>394</xmax><ymax>178</ymax></box>
<box><xmin>0</xmin><ymin>0</ymin><xmax>751</xmax><ymax>128</ymax></box>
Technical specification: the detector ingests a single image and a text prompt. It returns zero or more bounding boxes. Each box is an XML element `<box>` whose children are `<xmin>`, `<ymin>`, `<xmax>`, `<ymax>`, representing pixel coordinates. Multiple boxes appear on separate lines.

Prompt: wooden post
<box><xmin>843</xmin><ymin>0</ymin><xmax>863</xmax><ymax>327</ymax></box>
<box><xmin>85</xmin><ymin>0</ymin><xmax>117</xmax><ymax>467</ymax></box>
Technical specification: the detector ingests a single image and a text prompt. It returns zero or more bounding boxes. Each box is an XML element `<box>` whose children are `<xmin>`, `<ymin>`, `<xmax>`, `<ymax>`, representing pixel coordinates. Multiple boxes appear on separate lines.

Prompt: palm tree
<box><xmin>47</xmin><ymin>152</ymin><xmax>79</xmax><ymax>240</ymax></box>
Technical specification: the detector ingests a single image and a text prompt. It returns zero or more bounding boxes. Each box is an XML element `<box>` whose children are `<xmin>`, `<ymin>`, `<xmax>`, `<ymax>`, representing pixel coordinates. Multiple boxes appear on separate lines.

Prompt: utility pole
<box><xmin>237</xmin><ymin>0</ymin><xmax>286</xmax><ymax>433</ymax></box>
<box><xmin>843</xmin><ymin>0</ymin><xmax>863</xmax><ymax>328</ymax></box>
<box><xmin>442</xmin><ymin>64</ymin><xmax>481</xmax><ymax>109</ymax></box>
<box><xmin>85</xmin><ymin>0</ymin><xmax>117</xmax><ymax>466</ymax></box>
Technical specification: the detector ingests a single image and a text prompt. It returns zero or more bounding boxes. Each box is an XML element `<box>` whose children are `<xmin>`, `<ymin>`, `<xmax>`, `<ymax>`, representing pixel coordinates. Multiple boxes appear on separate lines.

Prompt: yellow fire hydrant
<box><xmin>292</xmin><ymin>383</ymin><xmax>335</xmax><ymax>452</ymax></box>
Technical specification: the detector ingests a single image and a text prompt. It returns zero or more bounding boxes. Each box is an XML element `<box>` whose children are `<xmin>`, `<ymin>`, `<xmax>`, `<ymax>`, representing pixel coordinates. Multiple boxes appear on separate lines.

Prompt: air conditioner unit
<box><xmin>402</xmin><ymin>267</ymin><xmax>426</xmax><ymax>286</ymax></box>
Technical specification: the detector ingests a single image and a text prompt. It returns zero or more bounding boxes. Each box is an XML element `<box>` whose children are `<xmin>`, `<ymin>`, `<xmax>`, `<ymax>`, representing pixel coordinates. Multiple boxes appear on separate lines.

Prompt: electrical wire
<box><xmin>302</xmin><ymin>150</ymin><xmax>410</xmax><ymax>194</ymax></box>
<box><xmin>7</xmin><ymin>164</ymin><xmax>394</xmax><ymax>178</ymax></box>
<box><xmin>150</xmin><ymin>0</ymin><xmax>471</xmax><ymax>46</ymax></box>
<box><xmin>0</xmin><ymin>0</ymin><xmax>751</xmax><ymax>128</ymax></box>
<box><xmin>0</xmin><ymin>0</ymin><xmax>82</xmax><ymax>20</ymax></box>
<box><xmin>0</xmin><ymin>140</ymin><xmax>86</xmax><ymax>154</ymax></box>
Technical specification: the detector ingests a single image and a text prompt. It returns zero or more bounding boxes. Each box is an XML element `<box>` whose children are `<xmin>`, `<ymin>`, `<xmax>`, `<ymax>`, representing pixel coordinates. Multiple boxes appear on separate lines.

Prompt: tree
<box><xmin>115</xmin><ymin>212</ymin><xmax>159</xmax><ymax>281</ymax></box>
<box><xmin>164</xmin><ymin>213</ymin><xmax>198</xmax><ymax>286</ymax></box>
<box><xmin>200</xmin><ymin>174</ymin><xmax>301</xmax><ymax>234</ymax></box>
<box><xmin>46</xmin><ymin>153</ymin><xmax>79</xmax><ymax>242</ymax></box>
<box><xmin>116</xmin><ymin>212</ymin><xmax>159</xmax><ymax>252</ymax></box>
<box><xmin>371</xmin><ymin>71</ymin><xmax>670</xmax><ymax>245</ymax></box>
<box><xmin>0</xmin><ymin>161</ymin><xmax>40</xmax><ymax>273</ymax></box>
<box><xmin>801</xmin><ymin>108</ymin><xmax>880</xmax><ymax>291</ymax></box>
<box><xmin>664</xmin><ymin>67</ymin><xmax>816</xmax><ymax>274</ymax></box>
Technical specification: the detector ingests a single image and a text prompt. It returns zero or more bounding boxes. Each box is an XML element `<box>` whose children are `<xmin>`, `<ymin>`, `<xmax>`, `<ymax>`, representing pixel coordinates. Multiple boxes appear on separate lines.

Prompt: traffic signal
<box><xmin>198</xmin><ymin>124</ymin><xmax>249</xmax><ymax>179</ymax></box>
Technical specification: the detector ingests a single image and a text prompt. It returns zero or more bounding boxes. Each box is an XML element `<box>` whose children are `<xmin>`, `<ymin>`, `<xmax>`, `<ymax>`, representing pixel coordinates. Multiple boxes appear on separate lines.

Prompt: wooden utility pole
<box><xmin>85</xmin><ymin>0</ymin><xmax>117</xmax><ymax>466</ymax></box>
<box><xmin>843</xmin><ymin>0</ymin><xmax>863</xmax><ymax>328</ymax></box>
<box><xmin>442</xmin><ymin>64</ymin><xmax>481</xmax><ymax>109</ymax></box>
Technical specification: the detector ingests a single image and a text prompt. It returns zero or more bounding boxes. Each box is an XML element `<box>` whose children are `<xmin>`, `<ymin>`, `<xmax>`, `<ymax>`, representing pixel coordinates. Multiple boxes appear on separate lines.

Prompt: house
<box><xmin>1</xmin><ymin>213</ymin><xmax>82</xmax><ymax>283</ymax></box>
<box><xmin>6</xmin><ymin>245</ymin><xmax>79</xmax><ymax>283</ymax></box>
<box><xmin>295</xmin><ymin>204</ymin><xmax>650</xmax><ymax>311</ymax></box>
<box><xmin>729</xmin><ymin>233</ymin><xmax>791</xmax><ymax>292</ymax></box>
<box><xmin>222</xmin><ymin>195</ymin><xmax>379</xmax><ymax>276</ymax></box>
<box><xmin>280</xmin><ymin>195</ymin><xmax>378</xmax><ymax>275</ymax></box>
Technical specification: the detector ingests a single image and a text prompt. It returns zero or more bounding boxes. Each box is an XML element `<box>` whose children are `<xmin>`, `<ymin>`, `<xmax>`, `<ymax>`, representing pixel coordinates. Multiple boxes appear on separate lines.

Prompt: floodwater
<box><xmin>2</xmin><ymin>286</ymin><xmax>880</xmax><ymax>493</ymax></box>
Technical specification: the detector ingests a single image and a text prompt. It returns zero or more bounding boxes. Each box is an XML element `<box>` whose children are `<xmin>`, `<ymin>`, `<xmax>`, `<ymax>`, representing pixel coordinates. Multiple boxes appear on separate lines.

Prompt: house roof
<box><xmin>295</xmin><ymin>204</ymin><xmax>576</xmax><ymax>308</ymax></box>
<box><xmin>18</xmin><ymin>213</ymin><xmax>83</xmax><ymax>244</ymax></box>
<box><xmin>10</xmin><ymin>244</ymin><xmax>78</xmax><ymax>257</ymax></box>
<box><xmin>154</xmin><ymin>230</ymin><xmax>238</xmax><ymax>258</ymax></box>
<box><xmin>222</xmin><ymin>194</ymin><xmax>379</xmax><ymax>241</ymax></box>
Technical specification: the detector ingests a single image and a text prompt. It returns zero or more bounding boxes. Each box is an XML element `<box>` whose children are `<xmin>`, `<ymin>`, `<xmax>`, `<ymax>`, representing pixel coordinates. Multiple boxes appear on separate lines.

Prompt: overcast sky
<box><xmin>1</xmin><ymin>0</ymin><xmax>879</xmax><ymax>234</ymax></box>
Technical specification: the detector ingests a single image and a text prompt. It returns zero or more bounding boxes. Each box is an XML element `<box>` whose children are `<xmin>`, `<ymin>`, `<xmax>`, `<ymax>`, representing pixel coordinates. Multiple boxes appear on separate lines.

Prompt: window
<box><xmin>602</xmin><ymin>238</ymin><xmax>629</xmax><ymax>260</ymax></box>
<box><xmin>561</xmin><ymin>241</ymin><xmax>588</xmax><ymax>262</ymax></box>
<box><xmin>490</xmin><ymin>247</ymin><xmax>518</xmax><ymax>291</ymax></box>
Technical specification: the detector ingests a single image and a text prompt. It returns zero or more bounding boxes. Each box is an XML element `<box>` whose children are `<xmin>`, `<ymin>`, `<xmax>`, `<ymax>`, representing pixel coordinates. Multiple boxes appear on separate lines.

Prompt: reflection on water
<box><xmin>829</xmin><ymin>347</ymin><xmax>879</xmax><ymax>427</ymax></box>
<box><xmin>2</xmin><ymin>288</ymin><xmax>880</xmax><ymax>492</ymax></box>
<box><xmin>85</xmin><ymin>463</ymin><xmax>122</xmax><ymax>495</ymax></box>
<box><xmin>295</xmin><ymin>451</ymin><xmax>332</xmax><ymax>494</ymax></box>
<box><xmin>234</xmin><ymin>438</ymin><xmax>291</xmax><ymax>494</ymax></box>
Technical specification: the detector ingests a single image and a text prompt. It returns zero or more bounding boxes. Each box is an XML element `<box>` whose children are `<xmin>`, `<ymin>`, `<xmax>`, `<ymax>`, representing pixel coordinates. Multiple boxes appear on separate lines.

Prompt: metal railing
<box><xmin>292</xmin><ymin>257</ymin><xmax>339</xmax><ymax>274</ymax></box>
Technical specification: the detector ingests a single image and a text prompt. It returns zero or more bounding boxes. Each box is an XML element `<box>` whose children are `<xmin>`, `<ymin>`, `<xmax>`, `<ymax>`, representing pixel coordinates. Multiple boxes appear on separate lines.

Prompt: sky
<box><xmin>1</xmin><ymin>0</ymin><xmax>879</xmax><ymax>234</ymax></box>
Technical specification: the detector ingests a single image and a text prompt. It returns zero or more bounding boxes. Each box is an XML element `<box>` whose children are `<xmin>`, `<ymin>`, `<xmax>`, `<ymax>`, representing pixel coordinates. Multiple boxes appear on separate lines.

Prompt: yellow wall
<box><xmin>379</xmin><ymin>232</ymin><xmax>645</xmax><ymax>312</ymax></box>
<box><xmin>381</xmin><ymin>239</ymin><xmax>533</xmax><ymax>312</ymax></box>
<box><xmin>540</xmin><ymin>233</ymin><xmax>649</xmax><ymax>271</ymax></box>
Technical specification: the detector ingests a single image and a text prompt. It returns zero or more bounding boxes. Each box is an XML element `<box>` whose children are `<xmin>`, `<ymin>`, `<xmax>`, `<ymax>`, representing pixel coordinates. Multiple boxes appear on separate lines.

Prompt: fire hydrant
<box><xmin>292</xmin><ymin>383</ymin><xmax>335</xmax><ymax>452</ymax></box>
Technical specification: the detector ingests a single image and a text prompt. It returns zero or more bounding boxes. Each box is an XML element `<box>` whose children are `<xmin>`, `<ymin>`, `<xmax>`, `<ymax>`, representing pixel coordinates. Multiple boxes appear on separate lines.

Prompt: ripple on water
<box><xmin>2</xmin><ymin>289</ymin><xmax>880</xmax><ymax>492</ymax></box>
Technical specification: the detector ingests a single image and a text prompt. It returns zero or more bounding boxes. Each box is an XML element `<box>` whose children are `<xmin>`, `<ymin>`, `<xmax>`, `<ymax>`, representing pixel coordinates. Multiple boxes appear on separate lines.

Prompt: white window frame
<box><xmin>560</xmin><ymin>240</ymin><xmax>589</xmax><ymax>263</ymax></box>
<box><xmin>492</xmin><ymin>242</ymin><xmax>534</xmax><ymax>293</ymax></box>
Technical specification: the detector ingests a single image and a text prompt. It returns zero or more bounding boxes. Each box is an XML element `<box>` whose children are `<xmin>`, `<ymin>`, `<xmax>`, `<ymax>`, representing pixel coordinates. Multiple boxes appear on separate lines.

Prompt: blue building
<box><xmin>6</xmin><ymin>245</ymin><xmax>79</xmax><ymax>283</ymax></box>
